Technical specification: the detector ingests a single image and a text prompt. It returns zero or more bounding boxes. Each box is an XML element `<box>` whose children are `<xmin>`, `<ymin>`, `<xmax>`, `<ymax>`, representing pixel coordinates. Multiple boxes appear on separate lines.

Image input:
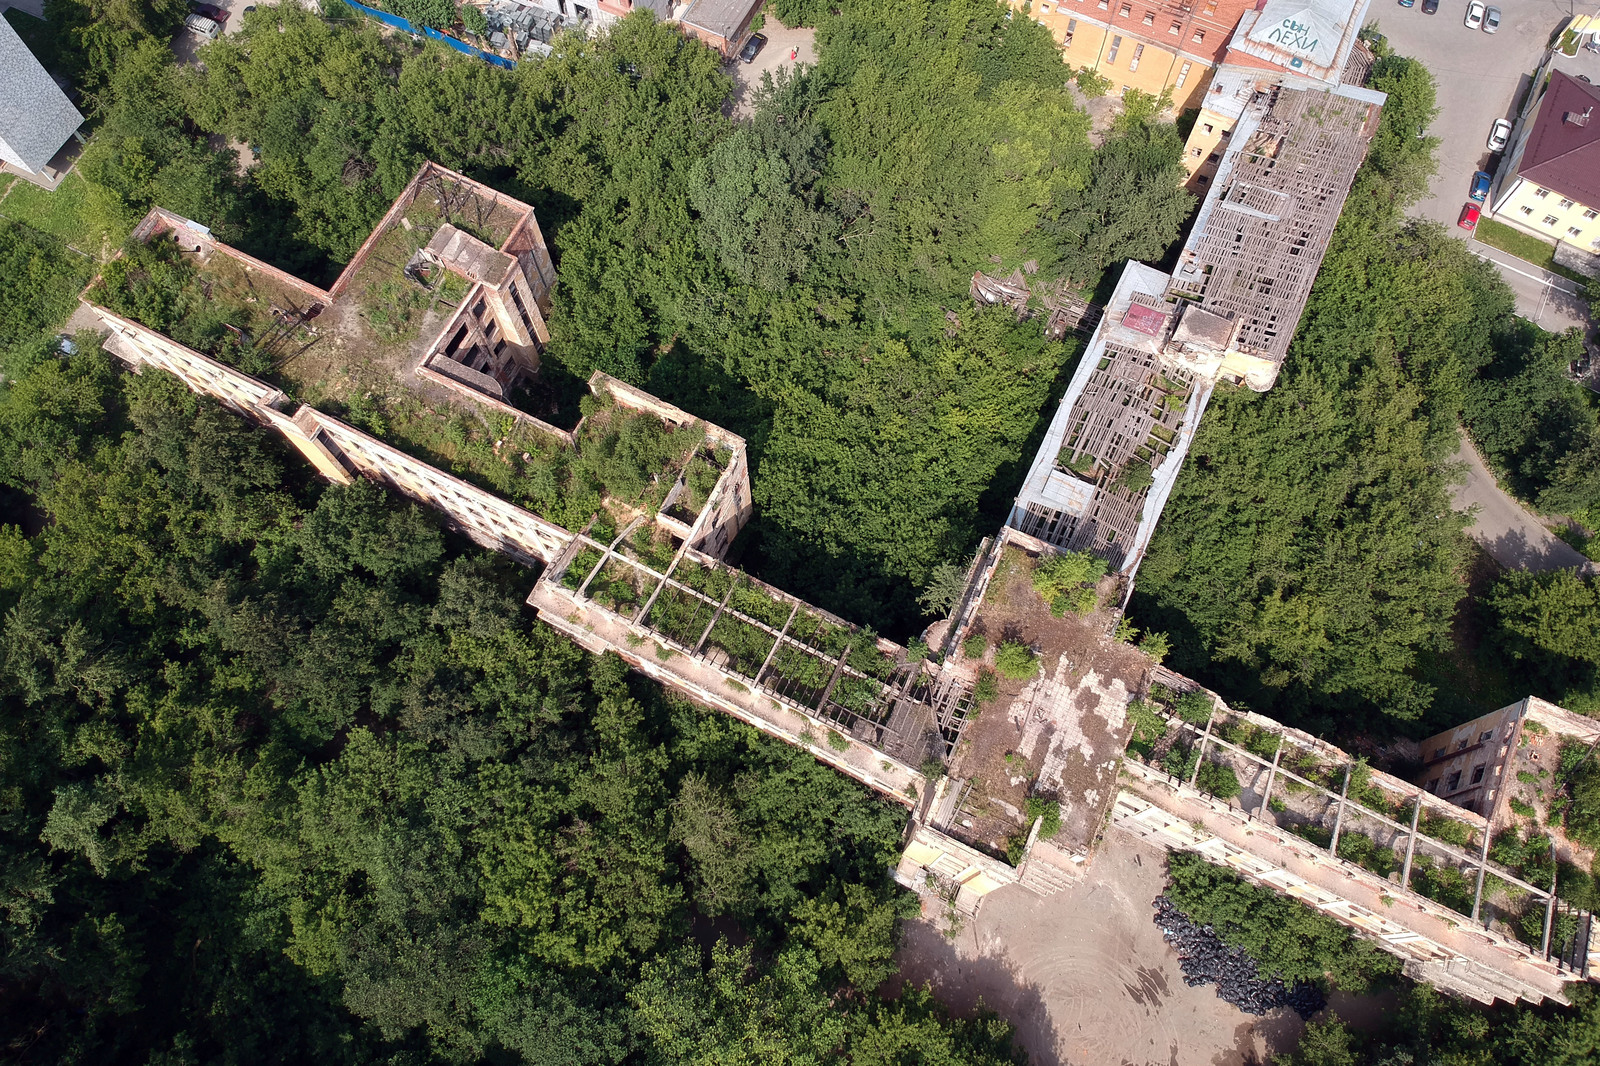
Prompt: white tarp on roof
<box><xmin>0</xmin><ymin>16</ymin><xmax>84</xmax><ymax>175</ymax></box>
<box><xmin>1245</xmin><ymin>0</ymin><xmax>1354</xmax><ymax>71</ymax></box>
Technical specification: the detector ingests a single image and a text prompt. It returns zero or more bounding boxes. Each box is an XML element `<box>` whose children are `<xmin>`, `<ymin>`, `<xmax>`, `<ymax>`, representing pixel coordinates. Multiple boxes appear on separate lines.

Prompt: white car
<box><xmin>1487</xmin><ymin>118</ymin><xmax>1512</xmax><ymax>152</ymax></box>
<box><xmin>184</xmin><ymin>12</ymin><xmax>220</xmax><ymax>38</ymax></box>
<box><xmin>1464</xmin><ymin>0</ymin><xmax>1484</xmax><ymax>29</ymax></box>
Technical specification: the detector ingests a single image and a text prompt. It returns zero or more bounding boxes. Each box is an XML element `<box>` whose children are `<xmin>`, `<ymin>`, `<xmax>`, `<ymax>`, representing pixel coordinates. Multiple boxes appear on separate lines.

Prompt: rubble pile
<box><xmin>1152</xmin><ymin>897</ymin><xmax>1327</xmax><ymax>1019</ymax></box>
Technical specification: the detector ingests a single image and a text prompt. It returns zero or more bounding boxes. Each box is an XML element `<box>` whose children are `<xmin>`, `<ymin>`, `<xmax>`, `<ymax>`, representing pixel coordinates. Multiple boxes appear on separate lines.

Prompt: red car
<box><xmin>1458</xmin><ymin>202</ymin><xmax>1481</xmax><ymax>230</ymax></box>
<box><xmin>190</xmin><ymin>1</ymin><xmax>228</xmax><ymax>21</ymax></box>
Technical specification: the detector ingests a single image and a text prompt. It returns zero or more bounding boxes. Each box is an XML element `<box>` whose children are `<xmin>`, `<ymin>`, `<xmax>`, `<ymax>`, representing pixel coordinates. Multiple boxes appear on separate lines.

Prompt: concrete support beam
<box><xmin>1400</xmin><ymin>796</ymin><xmax>1422</xmax><ymax>891</ymax></box>
<box><xmin>1471</xmin><ymin>824</ymin><xmax>1494</xmax><ymax>923</ymax></box>
<box><xmin>1329</xmin><ymin>766</ymin><xmax>1353</xmax><ymax>856</ymax></box>
<box><xmin>1256</xmin><ymin>734</ymin><xmax>1285</xmax><ymax>820</ymax></box>
<box><xmin>1542</xmin><ymin>838</ymin><xmax>1559</xmax><ymax>957</ymax></box>
<box><xmin>753</xmin><ymin>603</ymin><xmax>801</xmax><ymax>687</ymax></box>
<box><xmin>1189</xmin><ymin>705</ymin><xmax>1216</xmax><ymax>788</ymax></box>
<box><xmin>693</xmin><ymin>582</ymin><xmax>738</xmax><ymax>656</ymax></box>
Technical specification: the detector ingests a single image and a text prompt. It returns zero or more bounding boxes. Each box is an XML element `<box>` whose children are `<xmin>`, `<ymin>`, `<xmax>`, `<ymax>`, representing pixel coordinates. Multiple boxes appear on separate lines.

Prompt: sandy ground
<box><xmin>1449</xmin><ymin>434</ymin><xmax>1596</xmax><ymax>574</ymax></box>
<box><xmin>727</xmin><ymin>19</ymin><xmax>816</xmax><ymax>120</ymax></box>
<box><xmin>890</xmin><ymin>832</ymin><xmax>1391</xmax><ymax>1066</ymax></box>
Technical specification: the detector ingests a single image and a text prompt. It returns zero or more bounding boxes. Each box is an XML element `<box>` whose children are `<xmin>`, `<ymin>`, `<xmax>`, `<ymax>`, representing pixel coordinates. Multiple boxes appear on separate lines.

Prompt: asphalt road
<box><xmin>1372</xmin><ymin>0</ymin><xmax>1569</xmax><ymax>229</ymax></box>
<box><xmin>1448</xmin><ymin>434</ymin><xmax>1596</xmax><ymax>572</ymax></box>
<box><xmin>1469</xmin><ymin>239</ymin><xmax>1592</xmax><ymax>330</ymax></box>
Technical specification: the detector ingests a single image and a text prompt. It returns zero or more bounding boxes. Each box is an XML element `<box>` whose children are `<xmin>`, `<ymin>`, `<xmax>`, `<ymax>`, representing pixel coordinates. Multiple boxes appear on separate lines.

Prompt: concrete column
<box><xmin>1541</xmin><ymin>837</ymin><xmax>1559</xmax><ymax>957</ymax></box>
<box><xmin>1188</xmin><ymin>707</ymin><xmax>1215</xmax><ymax>789</ymax></box>
<box><xmin>1399</xmin><ymin>796</ymin><xmax>1423</xmax><ymax>892</ymax></box>
<box><xmin>1328</xmin><ymin>766</ymin><xmax>1353</xmax><ymax>856</ymax></box>
<box><xmin>1470</xmin><ymin>824</ymin><xmax>1494</xmax><ymax>923</ymax></box>
<box><xmin>1256</xmin><ymin>734</ymin><xmax>1286</xmax><ymax>820</ymax></box>
<box><xmin>692</xmin><ymin>582</ymin><xmax>738</xmax><ymax>656</ymax></box>
<box><xmin>753</xmin><ymin>603</ymin><xmax>801</xmax><ymax>687</ymax></box>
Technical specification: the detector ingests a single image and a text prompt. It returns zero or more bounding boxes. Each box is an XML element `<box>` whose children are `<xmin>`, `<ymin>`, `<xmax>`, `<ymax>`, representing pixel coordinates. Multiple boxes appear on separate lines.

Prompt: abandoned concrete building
<box><xmin>1009</xmin><ymin>15</ymin><xmax>1384</xmax><ymax>576</ymax></box>
<box><xmin>81</xmin><ymin>154</ymin><xmax>1599</xmax><ymax>1011</ymax></box>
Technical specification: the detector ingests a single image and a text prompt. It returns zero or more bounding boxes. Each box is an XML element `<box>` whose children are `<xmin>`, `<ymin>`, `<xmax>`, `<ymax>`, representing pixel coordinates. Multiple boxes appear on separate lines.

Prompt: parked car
<box><xmin>1458</xmin><ymin>203</ymin><xmax>1481</xmax><ymax>230</ymax></box>
<box><xmin>1421</xmin><ymin>0</ymin><xmax>1437</xmax><ymax>13</ymax></box>
<box><xmin>1483</xmin><ymin>5</ymin><xmax>1499</xmax><ymax>31</ymax></box>
<box><xmin>739</xmin><ymin>32</ymin><xmax>767</xmax><ymax>64</ymax></box>
<box><xmin>188</xmin><ymin>1</ymin><xmax>227</xmax><ymax>21</ymax></box>
<box><xmin>1398</xmin><ymin>0</ymin><xmax>1414</xmax><ymax>7</ymax></box>
<box><xmin>1464</xmin><ymin>0</ymin><xmax>1484</xmax><ymax>28</ymax></box>
<box><xmin>1487</xmin><ymin>118</ymin><xmax>1513</xmax><ymax>152</ymax></box>
<box><xmin>184</xmin><ymin>12</ymin><xmax>220</xmax><ymax>38</ymax></box>
<box><xmin>1469</xmin><ymin>170</ymin><xmax>1492</xmax><ymax>201</ymax></box>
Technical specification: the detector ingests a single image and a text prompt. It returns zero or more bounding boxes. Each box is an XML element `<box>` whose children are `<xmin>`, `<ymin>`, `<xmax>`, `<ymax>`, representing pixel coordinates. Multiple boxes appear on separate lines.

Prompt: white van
<box><xmin>185</xmin><ymin>12</ymin><xmax>221</xmax><ymax>39</ymax></box>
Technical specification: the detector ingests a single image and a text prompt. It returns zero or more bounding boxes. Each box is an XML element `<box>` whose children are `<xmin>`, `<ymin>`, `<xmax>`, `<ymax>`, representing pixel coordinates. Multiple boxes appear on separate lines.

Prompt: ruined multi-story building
<box><xmin>83</xmin><ymin>145</ymin><xmax>1597</xmax><ymax>1011</ymax></box>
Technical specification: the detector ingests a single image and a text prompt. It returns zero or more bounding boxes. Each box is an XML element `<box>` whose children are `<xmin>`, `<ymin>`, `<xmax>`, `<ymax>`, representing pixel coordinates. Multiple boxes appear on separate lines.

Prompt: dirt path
<box><xmin>890</xmin><ymin>833</ymin><xmax>1386</xmax><ymax>1066</ymax></box>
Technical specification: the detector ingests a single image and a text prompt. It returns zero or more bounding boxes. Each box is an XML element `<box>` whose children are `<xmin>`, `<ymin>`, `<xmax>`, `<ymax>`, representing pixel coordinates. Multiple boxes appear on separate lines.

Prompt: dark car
<box><xmin>189</xmin><ymin>1</ymin><xmax>228</xmax><ymax>21</ymax></box>
<box><xmin>739</xmin><ymin>32</ymin><xmax>766</xmax><ymax>64</ymax></box>
<box><xmin>1421</xmin><ymin>0</ymin><xmax>1437</xmax><ymax>12</ymax></box>
<box><xmin>1469</xmin><ymin>170</ymin><xmax>1492</xmax><ymax>202</ymax></box>
<box><xmin>1458</xmin><ymin>202</ymin><xmax>1481</xmax><ymax>230</ymax></box>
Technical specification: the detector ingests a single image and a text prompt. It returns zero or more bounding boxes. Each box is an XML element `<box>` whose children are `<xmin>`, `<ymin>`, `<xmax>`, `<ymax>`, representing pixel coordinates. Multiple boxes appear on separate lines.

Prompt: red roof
<box><xmin>1122</xmin><ymin>303</ymin><xmax>1169</xmax><ymax>336</ymax></box>
<box><xmin>1517</xmin><ymin>72</ymin><xmax>1600</xmax><ymax>210</ymax></box>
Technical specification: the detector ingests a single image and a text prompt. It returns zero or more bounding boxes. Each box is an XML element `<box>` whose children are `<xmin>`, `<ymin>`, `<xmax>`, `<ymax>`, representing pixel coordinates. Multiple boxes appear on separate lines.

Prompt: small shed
<box><xmin>679</xmin><ymin>0</ymin><xmax>763</xmax><ymax>58</ymax></box>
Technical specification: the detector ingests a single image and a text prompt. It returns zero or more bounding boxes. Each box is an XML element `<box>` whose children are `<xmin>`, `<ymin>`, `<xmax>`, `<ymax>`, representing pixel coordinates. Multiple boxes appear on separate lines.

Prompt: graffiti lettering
<box><xmin>1264</xmin><ymin>17</ymin><xmax>1320</xmax><ymax>55</ymax></box>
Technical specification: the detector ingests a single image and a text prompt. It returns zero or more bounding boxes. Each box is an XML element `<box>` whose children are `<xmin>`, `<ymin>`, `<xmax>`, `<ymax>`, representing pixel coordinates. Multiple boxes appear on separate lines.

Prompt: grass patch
<box><xmin>0</xmin><ymin>171</ymin><xmax>103</xmax><ymax>254</ymax></box>
<box><xmin>1474</xmin><ymin>218</ymin><xmax>1589</xmax><ymax>284</ymax></box>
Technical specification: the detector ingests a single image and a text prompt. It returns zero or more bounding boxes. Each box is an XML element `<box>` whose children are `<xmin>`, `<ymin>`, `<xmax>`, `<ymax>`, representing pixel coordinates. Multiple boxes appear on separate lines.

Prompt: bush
<box><xmin>1172</xmin><ymin>690</ymin><xmax>1213</xmax><ymax>725</ymax></box>
<box><xmin>1195</xmin><ymin>759</ymin><xmax>1241</xmax><ymax>799</ymax></box>
<box><xmin>994</xmin><ymin>641</ymin><xmax>1039</xmax><ymax>681</ymax></box>
<box><xmin>1031</xmin><ymin>551</ymin><xmax>1107</xmax><ymax>616</ymax></box>
<box><xmin>962</xmin><ymin>632</ymin><xmax>988</xmax><ymax>659</ymax></box>
<box><xmin>1164</xmin><ymin>853</ymin><xmax>1401</xmax><ymax>990</ymax></box>
<box><xmin>1025</xmin><ymin>795</ymin><xmax>1061</xmax><ymax>839</ymax></box>
<box><xmin>459</xmin><ymin>4</ymin><xmax>488</xmax><ymax>36</ymax></box>
<box><xmin>973</xmin><ymin>668</ymin><xmax>999</xmax><ymax>706</ymax></box>
<box><xmin>1138</xmin><ymin>630</ymin><xmax>1171</xmax><ymax>662</ymax></box>
<box><xmin>826</xmin><ymin>730</ymin><xmax>851</xmax><ymax>752</ymax></box>
<box><xmin>1419</xmin><ymin>812</ymin><xmax>1472</xmax><ymax>848</ymax></box>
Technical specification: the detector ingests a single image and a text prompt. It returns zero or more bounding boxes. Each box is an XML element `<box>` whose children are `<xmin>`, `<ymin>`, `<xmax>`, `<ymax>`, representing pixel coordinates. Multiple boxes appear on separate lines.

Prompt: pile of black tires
<box><xmin>1152</xmin><ymin>896</ymin><xmax>1326</xmax><ymax>1019</ymax></box>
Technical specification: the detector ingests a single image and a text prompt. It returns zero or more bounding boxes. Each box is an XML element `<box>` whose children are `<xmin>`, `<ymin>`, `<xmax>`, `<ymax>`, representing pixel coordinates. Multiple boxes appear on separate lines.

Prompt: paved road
<box><xmin>1373</xmin><ymin>1</ymin><xmax>1593</xmax><ymax>331</ymax></box>
<box><xmin>1373</xmin><ymin>0</ymin><xmax>1570</xmax><ymax>230</ymax></box>
<box><xmin>1469</xmin><ymin>239</ymin><xmax>1592</xmax><ymax>331</ymax></box>
<box><xmin>1449</xmin><ymin>434</ymin><xmax>1596</xmax><ymax>572</ymax></box>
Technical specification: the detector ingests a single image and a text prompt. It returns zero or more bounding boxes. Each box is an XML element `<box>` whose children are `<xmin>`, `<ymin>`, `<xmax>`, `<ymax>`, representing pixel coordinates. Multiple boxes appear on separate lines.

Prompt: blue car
<box><xmin>1469</xmin><ymin>170</ymin><xmax>1492</xmax><ymax>202</ymax></box>
<box><xmin>1398</xmin><ymin>0</ymin><xmax>1414</xmax><ymax>7</ymax></box>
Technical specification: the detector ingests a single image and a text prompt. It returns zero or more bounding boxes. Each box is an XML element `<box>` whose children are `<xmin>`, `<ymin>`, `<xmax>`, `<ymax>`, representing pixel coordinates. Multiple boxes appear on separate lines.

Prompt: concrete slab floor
<box><xmin>889</xmin><ymin>833</ymin><xmax>1388</xmax><ymax>1066</ymax></box>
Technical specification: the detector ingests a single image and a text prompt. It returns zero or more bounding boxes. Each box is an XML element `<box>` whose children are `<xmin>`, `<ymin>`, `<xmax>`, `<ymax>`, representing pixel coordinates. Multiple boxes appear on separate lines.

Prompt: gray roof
<box><xmin>0</xmin><ymin>16</ymin><xmax>84</xmax><ymax>175</ymax></box>
<box><xmin>681</xmin><ymin>0</ymin><xmax>760</xmax><ymax>40</ymax></box>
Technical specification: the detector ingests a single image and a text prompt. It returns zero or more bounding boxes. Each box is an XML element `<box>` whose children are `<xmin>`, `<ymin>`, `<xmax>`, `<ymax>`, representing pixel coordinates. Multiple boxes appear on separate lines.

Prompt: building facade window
<box><xmin>1119</xmin><ymin>2</ymin><xmax>1130</xmax><ymax>14</ymax></box>
<box><xmin>1064</xmin><ymin>17</ymin><xmax>1076</xmax><ymax>43</ymax></box>
<box><xmin>1471</xmin><ymin>764</ymin><xmax>1486</xmax><ymax>785</ymax></box>
<box><xmin>1203</xmin><ymin>0</ymin><xmax>1216</xmax><ymax>11</ymax></box>
<box><xmin>1446</xmin><ymin>771</ymin><xmax>1462</xmax><ymax>792</ymax></box>
<box><xmin>1169</xmin><ymin>19</ymin><xmax>1181</xmax><ymax>32</ymax></box>
<box><xmin>1192</xmin><ymin>28</ymin><xmax>1205</xmax><ymax>43</ymax></box>
<box><xmin>1479</xmin><ymin>730</ymin><xmax>1493</xmax><ymax>741</ymax></box>
<box><xmin>1559</xmin><ymin>198</ymin><xmax>1575</xmax><ymax>209</ymax></box>
<box><xmin>1107</xmin><ymin>34</ymin><xmax>1121</xmax><ymax>62</ymax></box>
<box><xmin>1569</xmin><ymin>227</ymin><xmax>1584</xmax><ymax>237</ymax></box>
<box><xmin>1521</xmin><ymin>206</ymin><xmax>1534</xmax><ymax>215</ymax></box>
<box><xmin>1544</xmin><ymin>215</ymin><xmax>1560</xmax><ymax>225</ymax></box>
<box><xmin>1129</xmin><ymin>42</ymin><xmax>1144</xmax><ymax>70</ymax></box>
<box><xmin>1585</xmin><ymin>209</ymin><xmax>1599</xmax><ymax>220</ymax></box>
<box><xmin>1142</xmin><ymin>9</ymin><xmax>1154</xmax><ymax>23</ymax></box>
<box><xmin>1534</xmin><ymin>187</ymin><xmax>1549</xmax><ymax>198</ymax></box>
<box><xmin>1176</xmin><ymin>60</ymin><xmax>1192</xmax><ymax>87</ymax></box>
